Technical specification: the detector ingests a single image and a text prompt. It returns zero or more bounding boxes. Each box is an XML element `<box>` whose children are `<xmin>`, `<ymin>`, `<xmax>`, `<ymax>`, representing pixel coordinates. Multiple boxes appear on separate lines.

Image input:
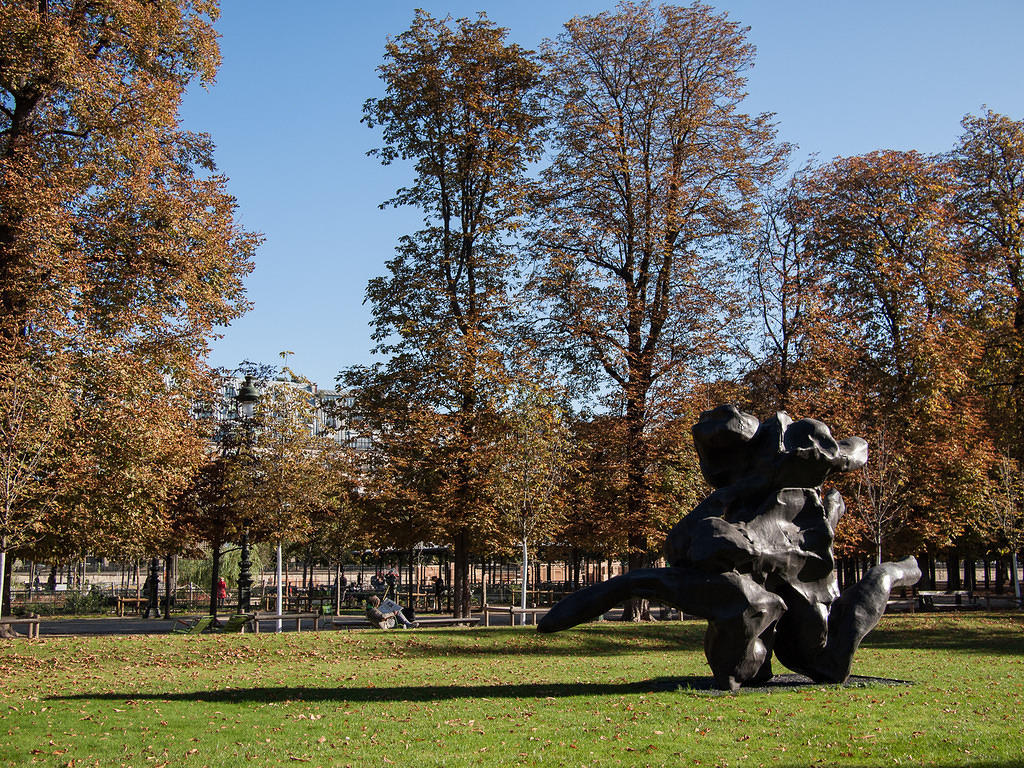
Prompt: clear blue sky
<box><xmin>181</xmin><ymin>1</ymin><xmax>1024</xmax><ymax>390</ymax></box>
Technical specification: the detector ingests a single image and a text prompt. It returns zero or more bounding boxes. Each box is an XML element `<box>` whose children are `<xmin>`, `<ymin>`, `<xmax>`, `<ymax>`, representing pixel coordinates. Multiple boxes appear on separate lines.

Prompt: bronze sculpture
<box><xmin>538</xmin><ymin>405</ymin><xmax>920</xmax><ymax>691</ymax></box>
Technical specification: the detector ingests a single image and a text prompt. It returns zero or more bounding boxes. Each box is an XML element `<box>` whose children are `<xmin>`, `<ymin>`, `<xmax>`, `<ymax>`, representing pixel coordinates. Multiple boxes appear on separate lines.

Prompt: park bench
<box><xmin>116</xmin><ymin>596</ymin><xmax>148</xmax><ymax>616</ymax></box>
<box><xmin>414</xmin><ymin>616</ymin><xmax>480</xmax><ymax>628</ymax></box>
<box><xmin>481</xmin><ymin>604</ymin><xmax>548</xmax><ymax>627</ymax></box>
<box><xmin>250</xmin><ymin>611</ymin><xmax>321</xmax><ymax>633</ymax></box>
<box><xmin>331</xmin><ymin>615</ymin><xmax>478</xmax><ymax>631</ymax></box>
<box><xmin>916</xmin><ymin>590</ymin><xmax>980</xmax><ymax>611</ymax></box>
<box><xmin>0</xmin><ymin>617</ymin><xmax>41</xmax><ymax>639</ymax></box>
<box><xmin>332</xmin><ymin>617</ymin><xmax>371</xmax><ymax>631</ymax></box>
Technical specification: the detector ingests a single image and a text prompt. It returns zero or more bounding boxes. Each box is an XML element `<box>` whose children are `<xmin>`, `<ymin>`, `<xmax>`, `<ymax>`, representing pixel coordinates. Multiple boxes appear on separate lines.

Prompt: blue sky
<box><xmin>181</xmin><ymin>1</ymin><xmax>1024</xmax><ymax>389</ymax></box>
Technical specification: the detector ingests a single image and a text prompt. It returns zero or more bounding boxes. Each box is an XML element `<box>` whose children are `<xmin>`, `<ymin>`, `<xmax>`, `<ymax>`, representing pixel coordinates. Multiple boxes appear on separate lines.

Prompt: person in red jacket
<box><xmin>215</xmin><ymin>577</ymin><xmax>227</xmax><ymax>611</ymax></box>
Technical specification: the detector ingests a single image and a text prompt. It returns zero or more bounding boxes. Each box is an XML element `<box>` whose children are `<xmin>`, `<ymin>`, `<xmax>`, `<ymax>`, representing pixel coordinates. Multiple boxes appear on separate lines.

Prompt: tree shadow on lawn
<box><xmin>399</xmin><ymin>623</ymin><xmax>699</xmax><ymax>658</ymax></box>
<box><xmin>409</xmin><ymin>614</ymin><xmax>1024</xmax><ymax>659</ymax></box>
<box><xmin>49</xmin><ymin>674</ymin><xmax>912</xmax><ymax>706</ymax></box>
<box><xmin>864</xmin><ymin>613</ymin><xmax>1024</xmax><ymax>655</ymax></box>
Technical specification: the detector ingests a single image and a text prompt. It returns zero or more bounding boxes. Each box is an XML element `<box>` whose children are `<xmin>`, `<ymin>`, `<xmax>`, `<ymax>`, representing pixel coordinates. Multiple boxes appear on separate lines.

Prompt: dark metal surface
<box><xmin>539</xmin><ymin>405</ymin><xmax>921</xmax><ymax>691</ymax></box>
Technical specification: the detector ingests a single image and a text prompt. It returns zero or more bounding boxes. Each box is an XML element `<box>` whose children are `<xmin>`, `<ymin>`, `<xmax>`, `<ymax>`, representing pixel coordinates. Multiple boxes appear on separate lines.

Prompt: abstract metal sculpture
<box><xmin>538</xmin><ymin>405</ymin><xmax>920</xmax><ymax>691</ymax></box>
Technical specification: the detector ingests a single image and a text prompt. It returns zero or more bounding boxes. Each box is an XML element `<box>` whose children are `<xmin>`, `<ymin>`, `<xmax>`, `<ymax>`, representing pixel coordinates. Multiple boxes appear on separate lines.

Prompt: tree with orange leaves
<box><xmin>800</xmin><ymin>150</ymin><xmax>988</xmax><ymax>557</ymax></box>
<box><xmin>531</xmin><ymin>1</ymin><xmax>783</xmax><ymax>617</ymax></box>
<box><xmin>353</xmin><ymin>10</ymin><xmax>545</xmax><ymax>617</ymax></box>
<box><xmin>0</xmin><ymin>1</ymin><xmax>257</xmax><ymax>615</ymax></box>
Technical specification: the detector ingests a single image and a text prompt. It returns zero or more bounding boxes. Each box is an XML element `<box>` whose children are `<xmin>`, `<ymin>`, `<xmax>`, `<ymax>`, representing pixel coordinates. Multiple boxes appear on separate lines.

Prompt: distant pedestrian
<box><xmin>142</xmin><ymin>569</ymin><xmax>160</xmax><ymax>619</ymax></box>
<box><xmin>216</xmin><ymin>577</ymin><xmax>227</xmax><ymax>611</ymax></box>
<box><xmin>433</xmin><ymin>575</ymin><xmax>446</xmax><ymax>612</ymax></box>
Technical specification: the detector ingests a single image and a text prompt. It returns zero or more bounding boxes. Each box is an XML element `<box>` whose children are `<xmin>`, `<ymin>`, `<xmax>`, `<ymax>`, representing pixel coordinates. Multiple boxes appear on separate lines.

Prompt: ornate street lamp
<box><xmin>143</xmin><ymin>555</ymin><xmax>162</xmax><ymax>619</ymax></box>
<box><xmin>235</xmin><ymin>375</ymin><xmax>260</xmax><ymax>613</ymax></box>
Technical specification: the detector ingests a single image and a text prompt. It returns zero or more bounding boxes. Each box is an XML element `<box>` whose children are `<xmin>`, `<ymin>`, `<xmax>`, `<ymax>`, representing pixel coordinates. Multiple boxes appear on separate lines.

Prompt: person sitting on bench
<box><xmin>365</xmin><ymin>595</ymin><xmax>418</xmax><ymax>629</ymax></box>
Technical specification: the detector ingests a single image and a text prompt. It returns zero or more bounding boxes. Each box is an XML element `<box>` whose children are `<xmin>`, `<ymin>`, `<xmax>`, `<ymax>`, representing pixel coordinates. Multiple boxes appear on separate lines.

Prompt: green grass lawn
<box><xmin>2</xmin><ymin>613</ymin><xmax>1022</xmax><ymax>767</ymax></box>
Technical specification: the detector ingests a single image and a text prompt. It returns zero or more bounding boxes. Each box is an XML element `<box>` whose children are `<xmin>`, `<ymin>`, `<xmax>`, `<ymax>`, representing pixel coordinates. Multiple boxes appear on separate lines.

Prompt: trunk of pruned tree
<box><xmin>209</xmin><ymin>542</ymin><xmax>222</xmax><ymax>620</ymax></box>
<box><xmin>453</xmin><ymin>528</ymin><xmax>471</xmax><ymax>618</ymax></box>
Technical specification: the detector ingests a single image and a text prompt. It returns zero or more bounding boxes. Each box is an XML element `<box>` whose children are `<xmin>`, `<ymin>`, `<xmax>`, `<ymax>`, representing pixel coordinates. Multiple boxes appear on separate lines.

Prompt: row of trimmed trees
<box><xmin>4</xmin><ymin>2</ymin><xmax>1024</xmax><ymax>621</ymax></box>
<box><xmin>0</xmin><ymin>1</ymin><xmax>257</xmax><ymax>619</ymax></box>
<box><xmin>344</xmin><ymin>3</ymin><xmax>1024</xmax><ymax>617</ymax></box>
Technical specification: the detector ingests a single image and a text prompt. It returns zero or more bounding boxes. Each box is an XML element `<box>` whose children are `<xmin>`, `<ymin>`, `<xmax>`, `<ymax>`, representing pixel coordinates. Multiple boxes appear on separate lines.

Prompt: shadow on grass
<box><xmin>49</xmin><ymin>674</ymin><xmax>917</xmax><ymax>705</ymax></box>
<box><xmin>395</xmin><ymin>623</ymin><xmax>701</xmax><ymax>659</ymax></box>
<box><xmin>409</xmin><ymin>613</ymin><xmax>1024</xmax><ymax>659</ymax></box>
<box><xmin>50</xmin><ymin>679</ymin><xmax>698</xmax><ymax>704</ymax></box>
<box><xmin>865</xmin><ymin>612</ymin><xmax>1024</xmax><ymax>655</ymax></box>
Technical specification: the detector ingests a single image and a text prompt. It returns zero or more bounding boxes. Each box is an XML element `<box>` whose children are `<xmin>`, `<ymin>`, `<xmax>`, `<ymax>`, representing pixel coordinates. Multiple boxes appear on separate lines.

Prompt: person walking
<box><xmin>215</xmin><ymin>577</ymin><xmax>227</xmax><ymax>612</ymax></box>
<box><xmin>433</xmin><ymin>575</ymin><xmax>446</xmax><ymax>612</ymax></box>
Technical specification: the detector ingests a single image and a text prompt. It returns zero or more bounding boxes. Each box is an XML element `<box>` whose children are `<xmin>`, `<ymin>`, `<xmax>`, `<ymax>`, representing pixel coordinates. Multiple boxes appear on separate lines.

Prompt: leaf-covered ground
<box><xmin>2</xmin><ymin>613</ymin><xmax>1023</xmax><ymax>767</ymax></box>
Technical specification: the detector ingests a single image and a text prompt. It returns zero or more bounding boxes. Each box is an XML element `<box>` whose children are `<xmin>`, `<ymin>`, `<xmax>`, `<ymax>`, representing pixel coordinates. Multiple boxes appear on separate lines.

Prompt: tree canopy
<box><xmin>0</xmin><ymin>0</ymin><xmax>257</xmax><ymax>614</ymax></box>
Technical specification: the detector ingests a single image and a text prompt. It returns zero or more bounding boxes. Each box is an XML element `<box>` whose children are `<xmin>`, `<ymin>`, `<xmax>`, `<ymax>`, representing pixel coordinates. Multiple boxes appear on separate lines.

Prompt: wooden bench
<box><xmin>916</xmin><ymin>590</ymin><xmax>980</xmax><ymax>611</ymax></box>
<box><xmin>332</xmin><ymin>617</ymin><xmax>372</xmax><ymax>631</ymax></box>
<box><xmin>0</xmin><ymin>617</ymin><xmax>41</xmax><ymax>639</ymax></box>
<box><xmin>116</xmin><ymin>596</ymin><xmax>148</xmax><ymax>616</ymax></box>
<box><xmin>414</xmin><ymin>616</ymin><xmax>479</xmax><ymax>628</ymax></box>
<box><xmin>481</xmin><ymin>605</ymin><xmax>548</xmax><ymax>627</ymax></box>
<box><xmin>331</xmin><ymin>615</ymin><xmax>479</xmax><ymax>631</ymax></box>
<box><xmin>250</xmin><ymin>611</ymin><xmax>320</xmax><ymax>633</ymax></box>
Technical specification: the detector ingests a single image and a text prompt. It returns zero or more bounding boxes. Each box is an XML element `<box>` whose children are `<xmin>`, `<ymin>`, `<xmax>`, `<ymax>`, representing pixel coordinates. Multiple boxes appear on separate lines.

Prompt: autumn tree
<box><xmin>0</xmin><ymin>1</ymin><xmax>257</xmax><ymax>611</ymax></box>
<box><xmin>740</xmin><ymin>170</ymin><xmax>833</xmax><ymax>416</ymax></box>
<box><xmin>491</xmin><ymin>384</ymin><xmax>575</xmax><ymax>618</ymax></box>
<box><xmin>0</xmin><ymin>358</ymin><xmax>68</xmax><ymax>618</ymax></box>
<box><xmin>852</xmin><ymin>428</ymin><xmax>911</xmax><ymax>564</ymax></box>
<box><xmin>801</xmin><ymin>151</ymin><xmax>987</xmax><ymax>553</ymax></box>
<box><xmin>351</xmin><ymin>11</ymin><xmax>545</xmax><ymax>617</ymax></box>
<box><xmin>236</xmin><ymin>370</ymin><xmax>340</xmax><ymax>547</ymax></box>
<box><xmin>172</xmin><ymin>456</ymin><xmax>235</xmax><ymax>618</ymax></box>
<box><xmin>532</xmin><ymin>1</ymin><xmax>782</xmax><ymax>617</ymax></box>
<box><xmin>984</xmin><ymin>455</ymin><xmax>1024</xmax><ymax>603</ymax></box>
<box><xmin>954</xmin><ymin>111</ymin><xmax>1024</xmax><ymax>460</ymax></box>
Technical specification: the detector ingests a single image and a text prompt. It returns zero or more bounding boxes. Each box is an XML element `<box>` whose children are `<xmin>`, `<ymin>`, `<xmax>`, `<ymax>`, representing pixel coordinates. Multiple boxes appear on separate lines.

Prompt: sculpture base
<box><xmin>648</xmin><ymin>674</ymin><xmax>912</xmax><ymax>694</ymax></box>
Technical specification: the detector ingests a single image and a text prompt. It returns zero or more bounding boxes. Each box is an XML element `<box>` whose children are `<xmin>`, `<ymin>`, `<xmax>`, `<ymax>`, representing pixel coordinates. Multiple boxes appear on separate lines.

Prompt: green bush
<box><xmin>64</xmin><ymin>587</ymin><xmax>113</xmax><ymax>614</ymax></box>
<box><xmin>14</xmin><ymin>587</ymin><xmax>114</xmax><ymax>617</ymax></box>
<box><xmin>178</xmin><ymin>543</ymin><xmax>267</xmax><ymax>592</ymax></box>
<box><xmin>14</xmin><ymin>601</ymin><xmax>56</xmax><ymax>617</ymax></box>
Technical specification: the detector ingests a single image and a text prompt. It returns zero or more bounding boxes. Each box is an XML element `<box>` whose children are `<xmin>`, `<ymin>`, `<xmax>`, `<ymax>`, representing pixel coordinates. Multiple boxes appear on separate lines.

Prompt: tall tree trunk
<box><xmin>621</xmin><ymin>391</ymin><xmax>652</xmax><ymax>622</ymax></box>
<box><xmin>947</xmin><ymin>551</ymin><xmax>961</xmax><ymax>591</ymax></box>
<box><xmin>163</xmin><ymin>555</ymin><xmax>173</xmax><ymax>616</ymax></box>
<box><xmin>0</xmin><ymin>544</ymin><xmax>11</xmax><ymax>639</ymax></box>
<box><xmin>520</xmin><ymin>537</ymin><xmax>529</xmax><ymax>625</ymax></box>
<box><xmin>1011</xmin><ymin>552</ymin><xmax>1022</xmax><ymax>605</ymax></box>
<box><xmin>2</xmin><ymin>552</ymin><xmax>11</xmax><ymax>619</ymax></box>
<box><xmin>209</xmin><ymin>541</ymin><xmax>222</xmax><ymax>619</ymax></box>
<box><xmin>0</xmin><ymin>542</ymin><xmax>7</xmax><ymax>619</ymax></box>
<box><xmin>335</xmin><ymin>562</ymin><xmax>343</xmax><ymax>615</ymax></box>
<box><xmin>452</xmin><ymin>527</ymin><xmax>470</xmax><ymax>618</ymax></box>
<box><xmin>915</xmin><ymin>554</ymin><xmax>932</xmax><ymax>589</ymax></box>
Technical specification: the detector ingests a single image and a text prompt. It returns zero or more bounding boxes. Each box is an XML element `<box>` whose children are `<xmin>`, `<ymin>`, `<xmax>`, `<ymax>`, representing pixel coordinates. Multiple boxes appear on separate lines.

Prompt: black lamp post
<box><xmin>143</xmin><ymin>556</ymin><xmax>161</xmax><ymax>618</ymax></box>
<box><xmin>235</xmin><ymin>374</ymin><xmax>260</xmax><ymax>614</ymax></box>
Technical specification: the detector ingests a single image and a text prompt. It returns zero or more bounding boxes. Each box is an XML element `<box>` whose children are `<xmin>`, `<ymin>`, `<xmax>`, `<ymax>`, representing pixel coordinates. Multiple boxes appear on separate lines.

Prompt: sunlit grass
<box><xmin>3</xmin><ymin>613</ymin><xmax>1023</xmax><ymax>766</ymax></box>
